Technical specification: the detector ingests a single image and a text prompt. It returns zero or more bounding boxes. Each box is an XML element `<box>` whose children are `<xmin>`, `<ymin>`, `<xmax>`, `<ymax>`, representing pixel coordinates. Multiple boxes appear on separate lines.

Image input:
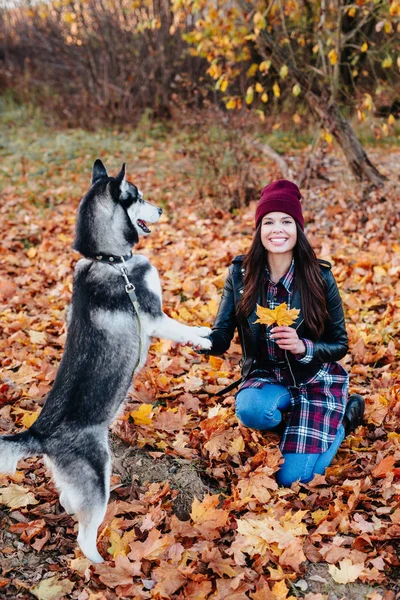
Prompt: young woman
<box><xmin>195</xmin><ymin>179</ymin><xmax>364</xmax><ymax>486</ymax></box>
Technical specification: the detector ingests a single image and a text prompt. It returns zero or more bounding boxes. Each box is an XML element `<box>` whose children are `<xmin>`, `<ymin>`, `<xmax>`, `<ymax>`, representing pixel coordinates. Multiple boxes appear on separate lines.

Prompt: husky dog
<box><xmin>0</xmin><ymin>160</ymin><xmax>211</xmax><ymax>562</ymax></box>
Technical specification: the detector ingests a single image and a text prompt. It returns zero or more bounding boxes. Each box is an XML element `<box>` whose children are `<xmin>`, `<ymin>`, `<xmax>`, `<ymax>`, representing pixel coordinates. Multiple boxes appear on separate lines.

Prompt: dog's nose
<box><xmin>158</xmin><ymin>208</ymin><xmax>162</xmax><ymax>215</ymax></box>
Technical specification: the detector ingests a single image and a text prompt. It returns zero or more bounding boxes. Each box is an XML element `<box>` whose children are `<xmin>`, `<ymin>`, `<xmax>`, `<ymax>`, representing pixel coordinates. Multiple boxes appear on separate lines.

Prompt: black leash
<box><xmin>215</xmin><ymin>378</ymin><xmax>242</xmax><ymax>396</ymax></box>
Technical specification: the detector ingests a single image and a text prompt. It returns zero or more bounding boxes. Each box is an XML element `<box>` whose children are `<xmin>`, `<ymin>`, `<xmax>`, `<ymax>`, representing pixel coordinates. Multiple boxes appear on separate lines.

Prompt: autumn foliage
<box><xmin>0</xmin><ymin>124</ymin><xmax>400</xmax><ymax>598</ymax></box>
<box><xmin>1</xmin><ymin>0</ymin><xmax>399</xmax><ymax>132</ymax></box>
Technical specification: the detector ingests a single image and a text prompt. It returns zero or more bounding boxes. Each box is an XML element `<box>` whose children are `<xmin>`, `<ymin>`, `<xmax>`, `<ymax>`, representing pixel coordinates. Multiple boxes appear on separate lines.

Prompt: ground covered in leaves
<box><xmin>0</xmin><ymin>116</ymin><xmax>400</xmax><ymax>600</ymax></box>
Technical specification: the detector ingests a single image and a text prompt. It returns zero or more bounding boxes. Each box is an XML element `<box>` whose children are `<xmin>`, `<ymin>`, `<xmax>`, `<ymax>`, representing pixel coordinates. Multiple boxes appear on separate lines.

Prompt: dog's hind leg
<box><xmin>76</xmin><ymin>496</ymin><xmax>109</xmax><ymax>563</ymax></box>
<box><xmin>48</xmin><ymin>437</ymin><xmax>111</xmax><ymax>563</ymax></box>
<box><xmin>76</xmin><ymin>448</ymin><xmax>110</xmax><ymax>563</ymax></box>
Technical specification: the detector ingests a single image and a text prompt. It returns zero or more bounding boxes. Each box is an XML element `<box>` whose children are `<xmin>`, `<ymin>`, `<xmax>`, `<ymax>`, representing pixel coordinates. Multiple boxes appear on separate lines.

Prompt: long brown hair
<box><xmin>236</xmin><ymin>223</ymin><xmax>328</xmax><ymax>339</ymax></box>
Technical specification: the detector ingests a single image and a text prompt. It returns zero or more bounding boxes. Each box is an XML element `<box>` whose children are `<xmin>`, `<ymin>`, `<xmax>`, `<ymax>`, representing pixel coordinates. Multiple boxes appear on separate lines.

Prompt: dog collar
<box><xmin>85</xmin><ymin>251</ymin><xmax>134</xmax><ymax>264</ymax></box>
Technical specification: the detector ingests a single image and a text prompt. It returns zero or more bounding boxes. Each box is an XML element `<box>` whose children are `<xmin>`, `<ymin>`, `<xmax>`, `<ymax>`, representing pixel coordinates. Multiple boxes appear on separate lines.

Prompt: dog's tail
<box><xmin>0</xmin><ymin>430</ymin><xmax>43</xmax><ymax>474</ymax></box>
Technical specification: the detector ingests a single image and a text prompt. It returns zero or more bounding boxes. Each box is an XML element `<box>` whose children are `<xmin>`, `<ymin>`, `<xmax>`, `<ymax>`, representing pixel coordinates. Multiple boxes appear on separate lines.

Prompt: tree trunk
<box><xmin>305</xmin><ymin>90</ymin><xmax>387</xmax><ymax>184</ymax></box>
<box><xmin>237</xmin><ymin>0</ymin><xmax>387</xmax><ymax>185</ymax></box>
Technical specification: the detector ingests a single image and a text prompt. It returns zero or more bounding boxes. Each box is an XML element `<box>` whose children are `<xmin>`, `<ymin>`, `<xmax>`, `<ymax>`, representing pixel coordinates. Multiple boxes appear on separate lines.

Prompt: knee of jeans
<box><xmin>277</xmin><ymin>454</ymin><xmax>316</xmax><ymax>487</ymax></box>
<box><xmin>276</xmin><ymin>467</ymin><xmax>300</xmax><ymax>488</ymax></box>
<box><xmin>235</xmin><ymin>404</ymin><xmax>261</xmax><ymax>429</ymax></box>
<box><xmin>276</xmin><ymin>462</ymin><xmax>314</xmax><ymax>487</ymax></box>
<box><xmin>236</xmin><ymin>390</ymin><xmax>281</xmax><ymax>429</ymax></box>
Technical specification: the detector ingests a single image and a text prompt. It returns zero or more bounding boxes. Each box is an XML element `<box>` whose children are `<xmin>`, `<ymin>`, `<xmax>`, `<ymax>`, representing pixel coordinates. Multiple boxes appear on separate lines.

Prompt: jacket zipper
<box><xmin>238</xmin><ymin>279</ymin><xmax>248</xmax><ymax>377</ymax></box>
<box><xmin>240</xmin><ymin>323</ymin><xmax>248</xmax><ymax>374</ymax></box>
<box><xmin>285</xmin><ymin>318</ymin><xmax>304</xmax><ymax>388</ymax></box>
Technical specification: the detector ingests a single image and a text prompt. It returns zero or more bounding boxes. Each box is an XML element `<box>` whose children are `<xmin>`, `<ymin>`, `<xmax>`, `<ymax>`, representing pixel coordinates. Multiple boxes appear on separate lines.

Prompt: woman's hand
<box><xmin>270</xmin><ymin>326</ymin><xmax>306</xmax><ymax>355</ymax></box>
<box><xmin>172</xmin><ymin>341</ymin><xmax>204</xmax><ymax>351</ymax></box>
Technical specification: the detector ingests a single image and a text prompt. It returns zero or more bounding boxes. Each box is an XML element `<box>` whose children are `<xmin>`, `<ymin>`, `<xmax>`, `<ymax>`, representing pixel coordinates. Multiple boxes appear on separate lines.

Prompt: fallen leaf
<box><xmin>372</xmin><ymin>455</ymin><xmax>395</xmax><ymax>478</ymax></box>
<box><xmin>184</xmin><ymin>579</ymin><xmax>213</xmax><ymax>599</ymax></box>
<box><xmin>30</xmin><ymin>576</ymin><xmax>74</xmax><ymax>600</ymax></box>
<box><xmin>9</xmin><ymin>518</ymin><xmax>46</xmax><ymax>543</ymax></box>
<box><xmin>28</xmin><ymin>330</ymin><xmax>47</xmax><ymax>345</ymax></box>
<box><xmin>0</xmin><ymin>484</ymin><xmax>39</xmax><ymax>509</ymax></box>
<box><xmin>249</xmin><ymin>576</ymin><xmax>274</xmax><ymax>599</ymax></box>
<box><xmin>279</xmin><ymin>537</ymin><xmax>307</xmax><ymax>572</ymax></box>
<box><xmin>94</xmin><ymin>555</ymin><xmax>141</xmax><ymax>588</ymax></box>
<box><xmin>328</xmin><ymin>557</ymin><xmax>365</xmax><ymax>584</ymax></box>
<box><xmin>128</xmin><ymin>527</ymin><xmax>175</xmax><ymax>562</ymax></box>
<box><xmin>271</xmin><ymin>579</ymin><xmax>289</xmax><ymax>600</ymax></box>
<box><xmin>151</xmin><ymin>561</ymin><xmax>187</xmax><ymax>597</ymax></box>
<box><xmin>107</xmin><ymin>520</ymin><xmax>137</xmax><ymax>558</ymax></box>
<box><xmin>190</xmin><ymin>494</ymin><xmax>229</xmax><ymax>539</ymax></box>
<box><xmin>130</xmin><ymin>403</ymin><xmax>153</xmax><ymax>425</ymax></box>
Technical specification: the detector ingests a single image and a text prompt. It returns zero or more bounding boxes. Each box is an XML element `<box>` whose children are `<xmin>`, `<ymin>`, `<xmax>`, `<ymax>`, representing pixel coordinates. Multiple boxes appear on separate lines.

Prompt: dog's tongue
<box><xmin>137</xmin><ymin>219</ymin><xmax>150</xmax><ymax>233</ymax></box>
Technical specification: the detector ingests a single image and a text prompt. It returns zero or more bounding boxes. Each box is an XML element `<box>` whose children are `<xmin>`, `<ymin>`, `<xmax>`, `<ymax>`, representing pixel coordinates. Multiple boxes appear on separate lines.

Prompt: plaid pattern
<box><xmin>297</xmin><ymin>338</ymin><xmax>314</xmax><ymax>364</ymax></box>
<box><xmin>240</xmin><ymin>260</ymin><xmax>349</xmax><ymax>454</ymax></box>
<box><xmin>260</xmin><ymin>259</ymin><xmax>294</xmax><ymax>363</ymax></box>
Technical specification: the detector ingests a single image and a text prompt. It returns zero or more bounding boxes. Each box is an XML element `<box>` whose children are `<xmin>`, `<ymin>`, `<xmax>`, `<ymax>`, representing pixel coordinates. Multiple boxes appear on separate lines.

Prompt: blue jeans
<box><xmin>235</xmin><ymin>384</ymin><xmax>345</xmax><ymax>487</ymax></box>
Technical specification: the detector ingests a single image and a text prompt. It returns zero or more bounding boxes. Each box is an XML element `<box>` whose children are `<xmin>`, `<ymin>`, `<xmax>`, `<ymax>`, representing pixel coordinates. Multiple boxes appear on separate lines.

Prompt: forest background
<box><xmin>0</xmin><ymin>1</ymin><xmax>400</xmax><ymax>599</ymax></box>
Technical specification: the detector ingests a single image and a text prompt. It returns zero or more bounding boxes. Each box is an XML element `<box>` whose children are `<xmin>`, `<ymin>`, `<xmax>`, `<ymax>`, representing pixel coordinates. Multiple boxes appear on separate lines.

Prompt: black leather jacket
<box><xmin>204</xmin><ymin>255</ymin><xmax>348</xmax><ymax>388</ymax></box>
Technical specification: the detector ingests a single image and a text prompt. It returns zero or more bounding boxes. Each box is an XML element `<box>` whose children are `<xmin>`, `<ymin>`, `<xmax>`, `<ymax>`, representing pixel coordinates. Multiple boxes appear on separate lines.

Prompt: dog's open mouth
<box><xmin>137</xmin><ymin>219</ymin><xmax>151</xmax><ymax>234</ymax></box>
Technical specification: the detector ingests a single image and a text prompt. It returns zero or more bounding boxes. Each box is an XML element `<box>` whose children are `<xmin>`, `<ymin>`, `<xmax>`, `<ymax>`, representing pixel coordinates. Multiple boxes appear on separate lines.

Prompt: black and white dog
<box><xmin>0</xmin><ymin>160</ymin><xmax>211</xmax><ymax>562</ymax></box>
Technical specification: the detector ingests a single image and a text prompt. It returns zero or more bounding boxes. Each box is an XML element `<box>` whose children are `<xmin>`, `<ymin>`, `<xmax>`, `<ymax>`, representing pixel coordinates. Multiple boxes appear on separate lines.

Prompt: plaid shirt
<box><xmin>240</xmin><ymin>260</ymin><xmax>349</xmax><ymax>454</ymax></box>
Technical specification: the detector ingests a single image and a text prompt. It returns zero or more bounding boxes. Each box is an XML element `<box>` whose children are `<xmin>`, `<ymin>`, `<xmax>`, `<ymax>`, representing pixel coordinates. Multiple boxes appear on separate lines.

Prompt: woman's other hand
<box><xmin>270</xmin><ymin>326</ymin><xmax>306</xmax><ymax>355</ymax></box>
<box><xmin>172</xmin><ymin>341</ymin><xmax>204</xmax><ymax>351</ymax></box>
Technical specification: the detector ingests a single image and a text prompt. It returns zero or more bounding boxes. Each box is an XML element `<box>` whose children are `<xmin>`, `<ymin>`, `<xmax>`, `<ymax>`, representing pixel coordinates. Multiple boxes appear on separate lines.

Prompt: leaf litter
<box><xmin>0</xmin><ymin>126</ymin><xmax>399</xmax><ymax>599</ymax></box>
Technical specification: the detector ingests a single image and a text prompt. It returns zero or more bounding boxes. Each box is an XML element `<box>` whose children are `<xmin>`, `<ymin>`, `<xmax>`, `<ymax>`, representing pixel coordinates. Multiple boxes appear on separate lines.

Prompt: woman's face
<box><xmin>261</xmin><ymin>211</ymin><xmax>297</xmax><ymax>255</ymax></box>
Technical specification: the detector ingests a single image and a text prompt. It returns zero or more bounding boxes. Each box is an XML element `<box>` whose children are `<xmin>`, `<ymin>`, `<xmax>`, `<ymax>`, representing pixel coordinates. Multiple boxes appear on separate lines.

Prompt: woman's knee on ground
<box><xmin>276</xmin><ymin>453</ymin><xmax>318</xmax><ymax>487</ymax></box>
<box><xmin>235</xmin><ymin>388</ymin><xmax>281</xmax><ymax>430</ymax></box>
<box><xmin>276</xmin><ymin>466</ymin><xmax>306</xmax><ymax>487</ymax></box>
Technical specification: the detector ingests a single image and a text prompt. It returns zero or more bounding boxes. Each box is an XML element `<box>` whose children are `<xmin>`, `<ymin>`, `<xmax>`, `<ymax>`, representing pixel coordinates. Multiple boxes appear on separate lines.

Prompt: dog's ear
<box><xmin>115</xmin><ymin>163</ymin><xmax>130</xmax><ymax>200</ymax></box>
<box><xmin>92</xmin><ymin>159</ymin><xmax>108</xmax><ymax>185</ymax></box>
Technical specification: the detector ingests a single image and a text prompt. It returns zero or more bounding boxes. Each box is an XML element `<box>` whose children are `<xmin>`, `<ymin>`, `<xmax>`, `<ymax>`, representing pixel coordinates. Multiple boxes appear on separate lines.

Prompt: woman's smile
<box><xmin>268</xmin><ymin>236</ymin><xmax>289</xmax><ymax>244</ymax></box>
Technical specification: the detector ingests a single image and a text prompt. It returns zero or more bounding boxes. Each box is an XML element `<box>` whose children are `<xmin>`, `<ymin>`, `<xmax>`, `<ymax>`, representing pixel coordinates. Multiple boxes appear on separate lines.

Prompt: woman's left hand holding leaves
<box><xmin>270</xmin><ymin>326</ymin><xmax>306</xmax><ymax>355</ymax></box>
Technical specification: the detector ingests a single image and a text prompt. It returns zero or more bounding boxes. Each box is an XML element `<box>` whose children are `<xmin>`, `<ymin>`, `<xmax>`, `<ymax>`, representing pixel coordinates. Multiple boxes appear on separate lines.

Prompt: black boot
<box><xmin>342</xmin><ymin>394</ymin><xmax>365</xmax><ymax>436</ymax></box>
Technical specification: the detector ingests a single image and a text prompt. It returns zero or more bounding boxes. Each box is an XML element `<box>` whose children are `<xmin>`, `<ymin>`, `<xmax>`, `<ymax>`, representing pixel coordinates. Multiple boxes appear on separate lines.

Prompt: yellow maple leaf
<box><xmin>254</xmin><ymin>303</ymin><xmax>300</xmax><ymax>327</ymax></box>
<box><xmin>271</xmin><ymin>578</ymin><xmax>289</xmax><ymax>600</ymax></box>
<box><xmin>107</xmin><ymin>520</ymin><xmax>137</xmax><ymax>558</ymax></box>
<box><xmin>311</xmin><ymin>509</ymin><xmax>330</xmax><ymax>525</ymax></box>
<box><xmin>130</xmin><ymin>404</ymin><xmax>153</xmax><ymax>425</ymax></box>
<box><xmin>12</xmin><ymin>407</ymin><xmax>40</xmax><ymax>428</ymax></box>
<box><xmin>21</xmin><ymin>410</ymin><xmax>40</xmax><ymax>428</ymax></box>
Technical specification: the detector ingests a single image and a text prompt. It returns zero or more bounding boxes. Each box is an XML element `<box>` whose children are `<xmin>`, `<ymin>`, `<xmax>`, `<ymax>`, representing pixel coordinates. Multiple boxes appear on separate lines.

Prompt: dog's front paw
<box><xmin>196</xmin><ymin>327</ymin><xmax>212</xmax><ymax>337</ymax></box>
<box><xmin>194</xmin><ymin>336</ymin><xmax>212</xmax><ymax>350</ymax></box>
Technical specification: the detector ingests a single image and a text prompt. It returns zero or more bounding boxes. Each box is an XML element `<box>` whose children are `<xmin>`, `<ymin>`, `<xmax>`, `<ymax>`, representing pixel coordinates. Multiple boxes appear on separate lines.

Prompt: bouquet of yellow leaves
<box><xmin>254</xmin><ymin>302</ymin><xmax>300</xmax><ymax>327</ymax></box>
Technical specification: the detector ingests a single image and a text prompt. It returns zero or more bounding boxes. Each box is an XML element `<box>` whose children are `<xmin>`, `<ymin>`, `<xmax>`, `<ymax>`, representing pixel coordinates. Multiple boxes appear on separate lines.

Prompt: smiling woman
<box><xmin>193</xmin><ymin>179</ymin><xmax>365</xmax><ymax>487</ymax></box>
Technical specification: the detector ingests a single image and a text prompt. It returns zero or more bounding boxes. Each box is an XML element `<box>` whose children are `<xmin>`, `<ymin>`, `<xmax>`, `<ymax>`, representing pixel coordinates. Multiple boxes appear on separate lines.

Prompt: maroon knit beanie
<box><xmin>255</xmin><ymin>180</ymin><xmax>304</xmax><ymax>230</ymax></box>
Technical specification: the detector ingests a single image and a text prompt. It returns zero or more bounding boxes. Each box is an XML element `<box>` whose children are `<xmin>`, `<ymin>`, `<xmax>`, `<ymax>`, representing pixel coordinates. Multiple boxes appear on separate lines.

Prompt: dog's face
<box><xmin>74</xmin><ymin>160</ymin><xmax>162</xmax><ymax>257</ymax></box>
<box><xmin>91</xmin><ymin>159</ymin><xmax>162</xmax><ymax>238</ymax></box>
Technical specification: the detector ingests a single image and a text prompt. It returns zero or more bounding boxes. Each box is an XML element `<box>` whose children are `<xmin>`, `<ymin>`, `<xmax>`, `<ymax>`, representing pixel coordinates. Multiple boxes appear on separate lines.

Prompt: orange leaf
<box><xmin>372</xmin><ymin>455</ymin><xmax>396</xmax><ymax>478</ymax></box>
<box><xmin>152</xmin><ymin>561</ymin><xmax>187</xmax><ymax>596</ymax></box>
<box><xmin>95</xmin><ymin>555</ymin><xmax>141</xmax><ymax>588</ymax></box>
<box><xmin>190</xmin><ymin>494</ymin><xmax>229</xmax><ymax>538</ymax></box>
<box><xmin>9</xmin><ymin>518</ymin><xmax>47</xmax><ymax>543</ymax></box>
